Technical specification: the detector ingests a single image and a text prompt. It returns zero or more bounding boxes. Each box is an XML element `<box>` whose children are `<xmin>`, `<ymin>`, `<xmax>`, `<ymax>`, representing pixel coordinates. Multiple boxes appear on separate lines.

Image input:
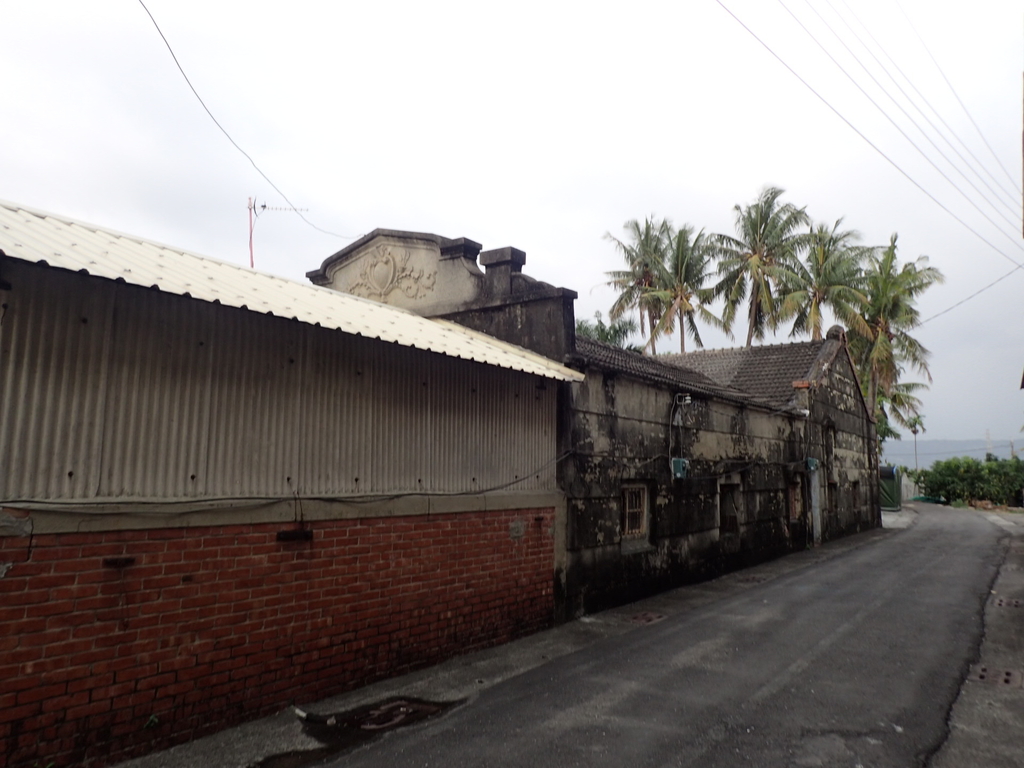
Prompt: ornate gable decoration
<box><xmin>347</xmin><ymin>244</ymin><xmax>437</xmax><ymax>302</ymax></box>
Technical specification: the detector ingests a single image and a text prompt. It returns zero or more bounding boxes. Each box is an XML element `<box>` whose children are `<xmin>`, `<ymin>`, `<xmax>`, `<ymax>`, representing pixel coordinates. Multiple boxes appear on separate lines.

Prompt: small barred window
<box><xmin>622</xmin><ymin>485</ymin><xmax>647</xmax><ymax>537</ymax></box>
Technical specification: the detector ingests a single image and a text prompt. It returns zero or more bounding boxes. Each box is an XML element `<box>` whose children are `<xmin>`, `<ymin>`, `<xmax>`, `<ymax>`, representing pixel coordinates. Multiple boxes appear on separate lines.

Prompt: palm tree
<box><xmin>906</xmin><ymin>414</ymin><xmax>925</xmax><ymax>471</ymax></box>
<box><xmin>575</xmin><ymin>312</ymin><xmax>642</xmax><ymax>351</ymax></box>
<box><xmin>885</xmin><ymin>380</ymin><xmax>927</xmax><ymax>431</ymax></box>
<box><xmin>778</xmin><ymin>219</ymin><xmax>870</xmax><ymax>341</ymax></box>
<box><xmin>847</xmin><ymin>234</ymin><xmax>944</xmax><ymax>419</ymax></box>
<box><xmin>713</xmin><ymin>187</ymin><xmax>810</xmax><ymax>347</ymax></box>
<box><xmin>870</xmin><ymin>379</ymin><xmax>926</xmax><ymax>455</ymax></box>
<box><xmin>644</xmin><ymin>225</ymin><xmax>725</xmax><ymax>353</ymax></box>
<box><xmin>606</xmin><ymin>217</ymin><xmax>672</xmax><ymax>354</ymax></box>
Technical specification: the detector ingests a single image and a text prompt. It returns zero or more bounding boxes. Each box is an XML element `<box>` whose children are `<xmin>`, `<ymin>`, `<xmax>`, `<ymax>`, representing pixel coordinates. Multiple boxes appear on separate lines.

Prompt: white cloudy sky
<box><xmin>2</xmin><ymin>0</ymin><xmax>1022</xmax><ymax>442</ymax></box>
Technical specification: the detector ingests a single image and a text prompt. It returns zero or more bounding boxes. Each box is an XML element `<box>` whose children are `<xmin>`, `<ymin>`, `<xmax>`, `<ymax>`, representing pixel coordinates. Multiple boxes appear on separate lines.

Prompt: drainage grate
<box><xmin>994</xmin><ymin>598</ymin><xmax>1023</xmax><ymax>608</ymax></box>
<box><xmin>357</xmin><ymin>699</ymin><xmax>441</xmax><ymax>731</ymax></box>
<box><xmin>249</xmin><ymin>697</ymin><xmax>458</xmax><ymax>768</ymax></box>
<box><xmin>632</xmin><ymin>612</ymin><xmax>666</xmax><ymax>625</ymax></box>
<box><xmin>968</xmin><ymin>666</ymin><xmax>1024</xmax><ymax>688</ymax></box>
<box><xmin>294</xmin><ymin>697</ymin><xmax>447</xmax><ymax>733</ymax></box>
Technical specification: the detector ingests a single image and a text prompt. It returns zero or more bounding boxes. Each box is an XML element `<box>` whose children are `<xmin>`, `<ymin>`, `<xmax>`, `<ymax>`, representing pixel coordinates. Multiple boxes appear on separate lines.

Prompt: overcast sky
<box><xmin>2</xmin><ymin>0</ymin><xmax>1022</xmax><ymax>443</ymax></box>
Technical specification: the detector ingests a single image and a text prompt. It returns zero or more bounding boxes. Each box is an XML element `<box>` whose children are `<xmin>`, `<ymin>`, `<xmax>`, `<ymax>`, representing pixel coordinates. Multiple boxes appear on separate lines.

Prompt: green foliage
<box><xmin>575</xmin><ymin>312</ymin><xmax>642</xmax><ymax>351</ymax></box>
<box><xmin>846</xmin><ymin>234</ymin><xmax>943</xmax><ymax>419</ymax></box>
<box><xmin>605</xmin><ymin>217</ymin><xmax>722</xmax><ymax>354</ymax></box>
<box><xmin>646</xmin><ymin>224</ymin><xmax>723</xmax><ymax>353</ymax></box>
<box><xmin>777</xmin><ymin>218</ymin><xmax>870</xmax><ymax>341</ymax></box>
<box><xmin>874</xmin><ymin>407</ymin><xmax>901</xmax><ymax>444</ymax></box>
<box><xmin>605</xmin><ymin>217</ymin><xmax>672</xmax><ymax>354</ymax></box>
<box><xmin>903</xmin><ymin>467</ymin><xmax>927</xmax><ymax>486</ymax></box>
<box><xmin>602</xmin><ymin>190</ymin><xmax>942</xmax><ymax>420</ymax></box>
<box><xmin>918</xmin><ymin>455</ymin><xmax>1024</xmax><ymax>506</ymax></box>
<box><xmin>712</xmin><ymin>187</ymin><xmax>811</xmax><ymax>347</ymax></box>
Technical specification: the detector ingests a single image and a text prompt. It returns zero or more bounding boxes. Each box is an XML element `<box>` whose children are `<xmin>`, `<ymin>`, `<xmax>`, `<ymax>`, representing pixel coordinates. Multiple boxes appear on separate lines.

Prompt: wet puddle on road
<box><xmin>250</xmin><ymin>697</ymin><xmax>461</xmax><ymax>768</ymax></box>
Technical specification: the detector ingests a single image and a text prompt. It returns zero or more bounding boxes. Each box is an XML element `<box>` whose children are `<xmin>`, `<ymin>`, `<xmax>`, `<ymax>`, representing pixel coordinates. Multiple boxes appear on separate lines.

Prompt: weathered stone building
<box><xmin>562</xmin><ymin>329</ymin><xmax>878</xmax><ymax>618</ymax></box>
<box><xmin>308</xmin><ymin>230</ymin><xmax>880</xmax><ymax>619</ymax></box>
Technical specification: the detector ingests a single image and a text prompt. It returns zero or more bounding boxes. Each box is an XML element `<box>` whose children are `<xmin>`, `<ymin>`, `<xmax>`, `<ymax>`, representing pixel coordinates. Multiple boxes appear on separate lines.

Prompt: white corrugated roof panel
<box><xmin>0</xmin><ymin>201</ymin><xmax>583</xmax><ymax>382</ymax></box>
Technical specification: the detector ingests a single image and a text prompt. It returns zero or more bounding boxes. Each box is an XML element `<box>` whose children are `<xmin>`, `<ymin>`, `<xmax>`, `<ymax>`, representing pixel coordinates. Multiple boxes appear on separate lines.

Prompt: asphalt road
<box><xmin>332</xmin><ymin>505</ymin><xmax>1005</xmax><ymax>768</ymax></box>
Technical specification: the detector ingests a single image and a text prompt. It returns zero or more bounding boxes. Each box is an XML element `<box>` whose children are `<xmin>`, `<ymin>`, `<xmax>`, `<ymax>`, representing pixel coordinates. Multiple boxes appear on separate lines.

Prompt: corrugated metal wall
<box><xmin>0</xmin><ymin>261</ymin><xmax>557</xmax><ymax>503</ymax></box>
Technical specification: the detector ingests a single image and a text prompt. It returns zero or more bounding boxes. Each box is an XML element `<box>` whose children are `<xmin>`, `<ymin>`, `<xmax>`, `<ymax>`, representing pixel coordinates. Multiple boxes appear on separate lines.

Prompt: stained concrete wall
<box><xmin>558</xmin><ymin>351</ymin><xmax>877</xmax><ymax>619</ymax></box>
<box><xmin>804</xmin><ymin>350</ymin><xmax>881</xmax><ymax>539</ymax></box>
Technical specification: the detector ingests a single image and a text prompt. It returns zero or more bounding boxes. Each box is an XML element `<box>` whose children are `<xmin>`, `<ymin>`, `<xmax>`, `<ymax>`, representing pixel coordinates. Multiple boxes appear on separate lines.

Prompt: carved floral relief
<box><xmin>347</xmin><ymin>245</ymin><xmax>437</xmax><ymax>302</ymax></box>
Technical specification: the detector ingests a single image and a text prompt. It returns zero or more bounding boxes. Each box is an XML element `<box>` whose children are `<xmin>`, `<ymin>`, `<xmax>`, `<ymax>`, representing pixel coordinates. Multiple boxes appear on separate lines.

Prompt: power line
<box><xmin>713</xmin><ymin>0</ymin><xmax>1024</xmax><ymax>276</ymax></box>
<box><xmin>780</xmin><ymin>0</ymin><xmax>1024</xmax><ymax>324</ymax></box>
<box><xmin>778</xmin><ymin>0</ymin><xmax>1024</xmax><ymax>253</ymax></box>
<box><xmin>819</xmin><ymin>0</ymin><xmax>1021</xmax><ymax>221</ymax></box>
<box><xmin>135</xmin><ymin>0</ymin><xmax>354</xmax><ymax>241</ymax></box>
<box><xmin>800</xmin><ymin>0</ymin><xmax>1024</xmax><ymax>327</ymax></box>
<box><xmin>918</xmin><ymin>264</ymin><xmax>1023</xmax><ymax>325</ymax></box>
<box><xmin>833</xmin><ymin>0</ymin><xmax>1022</xmax><ymax>211</ymax></box>
<box><xmin>893</xmin><ymin>0</ymin><xmax>1022</xmax><ymax>196</ymax></box>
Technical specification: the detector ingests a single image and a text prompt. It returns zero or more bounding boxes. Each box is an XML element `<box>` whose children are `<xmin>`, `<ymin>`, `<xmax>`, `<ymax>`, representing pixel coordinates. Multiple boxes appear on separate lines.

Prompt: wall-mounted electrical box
<box><xmin>671</xmin><ymin>457</ymin><xmax>690</xmax><ymax>480</ymax></box>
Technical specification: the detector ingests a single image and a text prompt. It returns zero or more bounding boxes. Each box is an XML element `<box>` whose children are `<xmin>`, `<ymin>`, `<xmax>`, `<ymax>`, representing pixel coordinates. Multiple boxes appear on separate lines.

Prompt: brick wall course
<box><xmin>1</xmin><ymin>506</ymin><xmax>554</xmax><ymax>768</ymax></box>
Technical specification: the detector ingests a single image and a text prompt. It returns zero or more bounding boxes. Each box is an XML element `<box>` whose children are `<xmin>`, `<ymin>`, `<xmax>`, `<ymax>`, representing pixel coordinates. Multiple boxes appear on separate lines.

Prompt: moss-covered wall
<box><xmin>558</xmin><ymin>351</ymin><xmax>877</xmax><ymax>620</ymax></box>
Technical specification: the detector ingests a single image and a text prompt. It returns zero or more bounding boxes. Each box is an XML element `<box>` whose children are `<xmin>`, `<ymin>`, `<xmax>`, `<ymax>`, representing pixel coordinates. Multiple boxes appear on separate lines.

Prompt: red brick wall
<box><xmin>0</xmin><ymin>507</ymin><xmax>554</xmax><ymax>768</ymax></box>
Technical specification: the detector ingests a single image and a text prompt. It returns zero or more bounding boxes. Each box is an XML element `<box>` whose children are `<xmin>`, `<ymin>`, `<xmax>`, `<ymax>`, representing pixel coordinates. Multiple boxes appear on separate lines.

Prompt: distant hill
<box><xmin>881</xmin><ymin>439</ymin><xmax>1021</xmax><ymax>469</ymax></box>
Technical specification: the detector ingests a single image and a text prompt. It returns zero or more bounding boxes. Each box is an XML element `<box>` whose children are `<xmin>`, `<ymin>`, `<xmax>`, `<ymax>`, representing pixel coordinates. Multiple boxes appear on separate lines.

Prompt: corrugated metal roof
<box><xmin>0</xmin><ymin>200</ymin><xmax>583</xmax><ymax>382</ymax></box>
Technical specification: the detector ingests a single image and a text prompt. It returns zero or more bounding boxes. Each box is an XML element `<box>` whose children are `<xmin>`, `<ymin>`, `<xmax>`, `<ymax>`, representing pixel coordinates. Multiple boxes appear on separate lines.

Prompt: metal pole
<box><xmin>248</xmin><ymin>197</ymin><xmax>255</xmax><ymax>268</ymax></box>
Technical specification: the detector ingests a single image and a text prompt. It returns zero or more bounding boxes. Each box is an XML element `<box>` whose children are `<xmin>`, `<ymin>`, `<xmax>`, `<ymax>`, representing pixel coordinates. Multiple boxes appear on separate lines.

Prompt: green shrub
<box><xmin>918</xmin><ymin>455</ymin><xmax>1024</xmax><ymax>506</ymax></box>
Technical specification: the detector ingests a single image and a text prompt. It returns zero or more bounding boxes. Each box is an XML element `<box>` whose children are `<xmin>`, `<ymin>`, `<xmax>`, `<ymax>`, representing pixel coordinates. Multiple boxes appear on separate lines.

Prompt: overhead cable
<box><xmin>919</xmin><ymin>264</ymin><xmax>1023</xmax><ymax>325</ymax></box>
<box><xmin>712</xmin><ymin>0</ymin><xmax>1024</xmax><ymax>281</ymax></box>
<box><xmin>834</xmin><ymin>0</ymin><xmax>1022</xmax><ymax>210</ymax></box>
<box><xmin>893</xmin><ymin>0</ymin><xmax>1022</xmax><ymax>196</ymax></box>
<box><xmin>779</xmin><ymin>0</ymin><xmax>1024</xmax><ymax>252</ymax></box>
<box><xmin>817</xmin><ymin>0</ymin><xmax>1021</xmax><ymax>222</ymax></box>
<box><xmin>135</xmin><ymin>0</ymin><xmax>354</xmax><ymax>240</ymax></box>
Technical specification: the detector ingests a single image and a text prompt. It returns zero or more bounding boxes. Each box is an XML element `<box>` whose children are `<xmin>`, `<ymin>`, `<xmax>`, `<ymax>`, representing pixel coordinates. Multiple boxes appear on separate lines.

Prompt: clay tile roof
<box><xmin>572</xmin><ymin>337</ymin><xmax>761</xmax><ymax>406</ymax></box>
<box><xmin>662</xmin><ymin>339</ymin><xmax>833</xmax><ymax>409</ymax></box>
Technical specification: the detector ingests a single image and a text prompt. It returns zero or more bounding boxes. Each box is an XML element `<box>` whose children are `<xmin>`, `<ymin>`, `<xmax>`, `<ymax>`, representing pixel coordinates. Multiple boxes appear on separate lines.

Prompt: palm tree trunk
<box><xmin>745</xmin><ymin>290</ymin><xmax>757</xmax><ymax>347</ymax></box>
<box><xmin>679</xmin><ymin>309</ymin><xmax>686</xmax><ymax>354</ymax></box>
<box><xmin>867</xmin><ymin>368</ymin><xmax>879</xmax><ymax>421</ymax></box>
<box><xmin>648</xmin><ymin>308</ymin><xmax>658</xmax><ymax>355</ymax></box>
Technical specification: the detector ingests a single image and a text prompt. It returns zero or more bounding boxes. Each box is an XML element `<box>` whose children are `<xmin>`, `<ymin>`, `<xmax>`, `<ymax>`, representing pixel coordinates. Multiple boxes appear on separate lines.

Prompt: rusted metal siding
<box><xmin>0</xmin><ymin>261</ymin><xmax>556</xmax><ymax>504</ymax></box>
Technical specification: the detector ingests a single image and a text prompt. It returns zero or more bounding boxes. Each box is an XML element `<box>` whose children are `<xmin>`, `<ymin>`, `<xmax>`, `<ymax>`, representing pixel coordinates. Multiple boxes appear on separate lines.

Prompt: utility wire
<box><xmin>783</xmin><ymin>0</ymin><xmax>1024</xmax><ymax>323</ymax></box>
<box><xmin>713</xmin><ymin>0</ymin><xmax>1024</xmax><ymax>275</ymax></box>
<box><xmin>918</xmin><ymin>264</ymin><xmax>1023</xmax><ymax>325</ymax></box>
<box><xmin>819</xmin><ymin>0</ymin><xmax>1021</xmax><ymax>221</ymax></box>
<box><xmin>834</xmin><ymin>0</ymin><xmax>1022</xmax><ymax>210</ymax></box>
<box><xmin>135</xmin><ymin>0</ymin><xmax>354</xmax><ymax>240</ymax></box>
<box><xmin>893</xmin><ymin>0</ymin><xmax>1022</xmax><ymax>196</ymax></box>
<box><xmin>802</xmin><ymin>0</ymin><xmax>1022</xmax><ymax>229</ymax></box>
<box><xmin>779</xmin><ymin>0</ymin><xmax>1024</xmax><ymax>253</ymax></box>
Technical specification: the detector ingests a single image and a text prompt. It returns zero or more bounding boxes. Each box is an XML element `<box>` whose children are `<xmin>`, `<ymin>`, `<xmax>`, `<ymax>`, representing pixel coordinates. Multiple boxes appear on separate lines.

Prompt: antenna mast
<box><xmin>246</xmin><ymin>197</ymin><xmax>310</xmax><ymax>268</ymax></box>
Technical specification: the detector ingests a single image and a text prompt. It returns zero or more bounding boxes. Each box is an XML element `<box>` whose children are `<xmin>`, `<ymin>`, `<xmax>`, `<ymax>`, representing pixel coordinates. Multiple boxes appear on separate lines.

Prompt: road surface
<box><xmin>332</xmin><ymin>505</ymin><xmax>1005</xmax><ymax>768</ymax></box>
